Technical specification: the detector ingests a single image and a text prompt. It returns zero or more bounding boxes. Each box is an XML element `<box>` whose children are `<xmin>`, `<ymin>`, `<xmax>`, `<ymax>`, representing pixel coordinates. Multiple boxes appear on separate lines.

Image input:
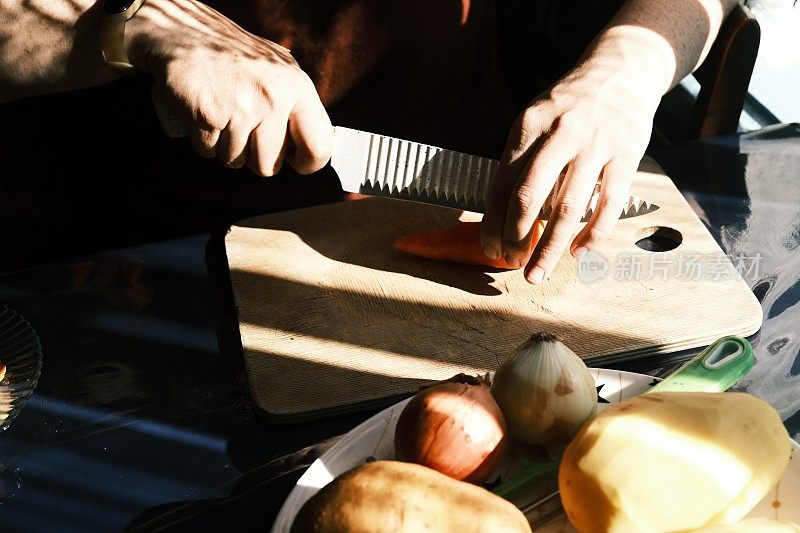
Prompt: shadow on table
<box><xmin>125</xmin><ymin>433</ymin><xmax>343</xmax><ymax>532</ymax></box>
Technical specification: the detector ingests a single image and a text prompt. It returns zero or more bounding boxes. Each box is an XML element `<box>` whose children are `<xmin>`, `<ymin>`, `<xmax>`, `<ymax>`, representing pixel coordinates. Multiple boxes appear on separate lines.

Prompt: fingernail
<box><xmin>528</xmin><ymin>266</ymin><xmax>545</xmax><ymax>284</ymax></box>
<box><xmin>573</xmin><ymin>246</ymin><xmax>587</xmax><ymax>258</ymax></box>
<box><xmin>483</xmin><ymin>245</ymin><xmax>500</xmax><ymax>260</ymax></box>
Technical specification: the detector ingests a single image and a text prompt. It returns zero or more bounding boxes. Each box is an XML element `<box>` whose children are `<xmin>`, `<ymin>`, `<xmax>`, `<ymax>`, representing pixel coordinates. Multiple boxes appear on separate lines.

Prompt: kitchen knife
<box><xmin>331</xmin><ymin>126</ymin><xmax>660</xmax><ymax>220</ymax></box>
<box><xmin>151</xmin><ymin>90</ymin><xmax>660</xmax><ymax>220</ymax></box>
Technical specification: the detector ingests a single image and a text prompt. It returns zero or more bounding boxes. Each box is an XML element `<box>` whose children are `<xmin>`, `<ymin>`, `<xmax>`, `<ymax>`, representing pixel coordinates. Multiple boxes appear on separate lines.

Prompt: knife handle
<box><xmin>647</xmin><ymin>336</ymin><xmax>754</xmax><ymax>394</ymax></box>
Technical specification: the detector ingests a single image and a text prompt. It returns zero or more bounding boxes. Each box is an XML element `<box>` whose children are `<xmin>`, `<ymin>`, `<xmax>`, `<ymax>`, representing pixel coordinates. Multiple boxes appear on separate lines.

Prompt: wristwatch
<box><xmin>100</xmin><ymin>0</ymin><xmax>148</xmax><ymax>75</ymax></box>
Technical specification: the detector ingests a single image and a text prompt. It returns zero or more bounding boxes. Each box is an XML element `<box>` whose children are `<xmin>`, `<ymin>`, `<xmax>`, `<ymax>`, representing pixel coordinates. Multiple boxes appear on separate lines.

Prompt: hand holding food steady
<box><xmin>482</xmin><ymin>67</ymin><xmax>655</xmax><ymax>283</ymax></box>
<box><xmin>126</xmin><ymin>0</ymin><xmax>333</xmax><ymax>176</ymax></box>
<box><xmin>480</xmin><ymin>0</ymin><xmax>738</xmax><ymax>284</ymax></box>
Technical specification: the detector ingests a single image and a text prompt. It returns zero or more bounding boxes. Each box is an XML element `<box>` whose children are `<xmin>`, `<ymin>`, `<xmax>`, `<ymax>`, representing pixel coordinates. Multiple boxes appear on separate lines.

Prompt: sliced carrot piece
<box><xmin>394</xmin><ymin>220</ymin><xmax>546</xmax><ymax>270</ymax></box>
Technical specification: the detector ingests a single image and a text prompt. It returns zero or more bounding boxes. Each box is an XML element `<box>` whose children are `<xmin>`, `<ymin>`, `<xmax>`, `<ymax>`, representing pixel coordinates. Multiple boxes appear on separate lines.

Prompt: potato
<box><xmin>559</xmin><ymin>392</ymin><xmax>791</xmax><ymax>533</ymax></box>
<box><xmin>290</xmin><ymin>460</ymin><xmax>531</xmax><ymax>533</ymax></box>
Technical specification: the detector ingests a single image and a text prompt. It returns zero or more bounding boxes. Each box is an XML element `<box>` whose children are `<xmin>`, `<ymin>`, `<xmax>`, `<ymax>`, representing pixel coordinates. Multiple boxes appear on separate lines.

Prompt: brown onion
<box><xmin>394</xmin><ymin>374</ymin><xmax>507</xmax><ymax>484</ymax></box>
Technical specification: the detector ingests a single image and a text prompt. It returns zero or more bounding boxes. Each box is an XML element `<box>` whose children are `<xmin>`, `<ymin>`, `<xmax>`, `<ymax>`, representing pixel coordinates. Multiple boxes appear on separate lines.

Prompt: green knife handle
<box><xmin>648</xmin><ymin>336</ymin><xmax>754</xmax><ymax>394</ymax></box>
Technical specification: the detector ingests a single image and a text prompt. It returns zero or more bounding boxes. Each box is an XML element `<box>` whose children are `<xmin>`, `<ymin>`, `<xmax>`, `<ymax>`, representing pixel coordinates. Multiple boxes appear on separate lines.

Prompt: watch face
<box><xmin>102</xmin><ymin>0</ymin><xmax>137</xmax><ymax>15</ymax></box>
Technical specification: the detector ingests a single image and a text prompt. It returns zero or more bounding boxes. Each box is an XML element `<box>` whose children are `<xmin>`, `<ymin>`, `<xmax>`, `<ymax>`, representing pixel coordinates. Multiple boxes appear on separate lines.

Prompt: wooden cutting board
<box><xmin>225</xmin><ymin>158</ymin><xmax>762</xmax><ymax>422</ymax></box>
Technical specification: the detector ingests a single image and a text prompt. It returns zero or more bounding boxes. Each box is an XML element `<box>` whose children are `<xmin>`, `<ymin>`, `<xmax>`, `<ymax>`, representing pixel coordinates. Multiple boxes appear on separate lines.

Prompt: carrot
<box><xmin>394</xmin><ymin>220</ymin><xmax>546</xmax><ymax>269</ymax></box>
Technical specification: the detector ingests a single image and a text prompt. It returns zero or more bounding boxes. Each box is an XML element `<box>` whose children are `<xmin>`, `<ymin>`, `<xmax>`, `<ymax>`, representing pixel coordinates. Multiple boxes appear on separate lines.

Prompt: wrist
<box><xmin>123</xmin><ymin>0</ymin><xmax>182</xmax><ymax>74</ymax></box>
<box><xmin>100</xmin><ymin>0</ymin><xmax>151</xmax><ymax>75</ymax></box>
<box><xmin>576</xmin><ymin>26</ymin><xmax>674</xmax><ymax>113</ymax></box>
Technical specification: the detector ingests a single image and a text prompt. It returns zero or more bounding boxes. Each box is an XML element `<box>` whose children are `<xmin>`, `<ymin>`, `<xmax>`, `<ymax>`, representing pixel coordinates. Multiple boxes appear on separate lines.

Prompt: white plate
<box><xmin>271</xmin><ymin>369</ymin><xmax>800</xmax><ymax>532</ymax></box>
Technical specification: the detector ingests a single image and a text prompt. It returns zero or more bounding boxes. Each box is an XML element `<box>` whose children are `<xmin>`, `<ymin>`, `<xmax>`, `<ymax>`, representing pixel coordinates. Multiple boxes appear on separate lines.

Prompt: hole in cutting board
<box><xmin>634</xmin><ymin>226</ymin><xmax>682</xmax><ymax>252</ymax></box>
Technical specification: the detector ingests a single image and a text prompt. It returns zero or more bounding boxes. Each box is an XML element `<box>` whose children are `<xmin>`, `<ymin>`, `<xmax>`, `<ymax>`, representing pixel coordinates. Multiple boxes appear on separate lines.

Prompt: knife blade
<box><xmin>331</xmin><ymin>126</ymin><xmax>660</xmax><ymax>221</ymax></box>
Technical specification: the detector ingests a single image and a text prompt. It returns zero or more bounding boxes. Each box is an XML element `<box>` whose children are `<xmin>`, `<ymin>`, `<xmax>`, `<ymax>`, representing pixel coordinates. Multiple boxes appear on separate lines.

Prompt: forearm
<box><xmin>0</xmin><ymin>0</ymin><xmax>117</xmax><ymax>102</ymax></box>
<box><xmin>574</xmin><ymin>0</ymin><xmax>739</xmax><ymax>105</ymax></box>
<box><xmin>0</xmin><ymin>0</ymin><xmax>217</xmax><ymax>103</ymax></box>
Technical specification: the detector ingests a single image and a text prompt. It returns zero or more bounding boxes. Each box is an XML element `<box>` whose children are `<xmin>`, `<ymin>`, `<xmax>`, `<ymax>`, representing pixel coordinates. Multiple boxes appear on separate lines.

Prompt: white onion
<box><xmin>491</xmin><ymin>332</ymin><xmax>597</xmax><ymax>448</ymax></box>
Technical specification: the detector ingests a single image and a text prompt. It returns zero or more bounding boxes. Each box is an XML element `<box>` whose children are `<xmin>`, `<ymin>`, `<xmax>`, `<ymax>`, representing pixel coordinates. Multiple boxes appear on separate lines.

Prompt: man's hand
<box><xmin>481</xmin><ymin>0</ymin><xmax>737</xmax><ymax>284</ymax></box>
<box><xmin>128</xmin><ymin>0</ymin><xmax>333</xmax><ymax>176</ymax></box>
<box><xmin>481</xmin><ymin>59</ymin><xmax>657</xmax><ymax>284</ymax></box>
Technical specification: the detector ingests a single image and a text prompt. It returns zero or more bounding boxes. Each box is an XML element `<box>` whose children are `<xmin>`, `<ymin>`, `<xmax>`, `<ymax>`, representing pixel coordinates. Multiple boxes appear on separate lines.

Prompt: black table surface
<box><xmin>0</xmin><ymin>125</ymin><xmax>799</xmax><ymax>531</ymax></box>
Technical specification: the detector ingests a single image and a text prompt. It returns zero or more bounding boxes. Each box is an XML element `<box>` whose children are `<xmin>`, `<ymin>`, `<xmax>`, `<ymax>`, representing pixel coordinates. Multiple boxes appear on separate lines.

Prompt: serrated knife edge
<box><xmin>331</xmin><ymin>126</ymin><xmax>659</xmax><ymax>220</ymax></box>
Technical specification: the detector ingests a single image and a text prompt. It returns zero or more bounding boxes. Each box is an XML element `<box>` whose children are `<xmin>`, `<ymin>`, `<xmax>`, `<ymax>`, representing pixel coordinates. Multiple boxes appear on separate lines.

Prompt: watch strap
<box><xmin>100</xmin><ymin>0</ymin><xmax>147</xmax><ymax>75</ymax></box>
